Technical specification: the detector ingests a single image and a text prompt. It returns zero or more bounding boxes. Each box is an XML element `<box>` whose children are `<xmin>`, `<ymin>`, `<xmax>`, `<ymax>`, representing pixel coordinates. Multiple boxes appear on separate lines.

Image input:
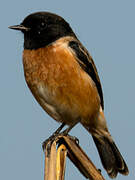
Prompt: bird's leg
<box><xmin>42</xmin><ymin>122</ymin><xmax>79</xmax><ymax>154</ymax></box>
<box><xmin>60</xmin><ymin>123</ymin><xmax>79</xmax><ymax>144</ymax></box>
<box><xmin>42</xmin><ymin>123</ymin><xmax>65</xmax><ymax>150</ymax></box>
<box><xmin>51</xmin><ymin>123</ymin><xmax>66</xmax><ymax>137</ymax></box>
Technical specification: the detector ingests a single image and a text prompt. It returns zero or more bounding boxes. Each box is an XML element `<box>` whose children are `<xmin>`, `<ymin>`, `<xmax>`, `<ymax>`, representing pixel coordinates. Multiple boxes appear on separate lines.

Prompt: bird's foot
<box><xmin>42</xmin><ymin>133</ymin><xmax>58</xmax><ymax>152</ymax></box>
<box><xmin>42</xmin><ymin>123</ymin><xmax>65</xmax><ymax>152</ymax></box>
<box><xmin>42</xmin><ymin>130</ymin><xmax>79</xmax><ymax>154</ymax></box>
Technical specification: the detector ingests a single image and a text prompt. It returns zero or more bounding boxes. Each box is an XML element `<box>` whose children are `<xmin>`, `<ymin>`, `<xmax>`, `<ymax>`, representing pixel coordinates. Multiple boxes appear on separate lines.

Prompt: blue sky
<box><xmin>1</xmin><ymin>0</ymin><xmax>135</xmax><ymax>179</ymax></box>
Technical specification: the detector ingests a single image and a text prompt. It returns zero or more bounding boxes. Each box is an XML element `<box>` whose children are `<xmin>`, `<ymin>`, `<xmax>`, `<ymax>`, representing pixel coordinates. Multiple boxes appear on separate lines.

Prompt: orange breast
<box><xmin>23</xmin><ymin>38</ymin><xmax>100</xmax><ymax>125</ymax></box>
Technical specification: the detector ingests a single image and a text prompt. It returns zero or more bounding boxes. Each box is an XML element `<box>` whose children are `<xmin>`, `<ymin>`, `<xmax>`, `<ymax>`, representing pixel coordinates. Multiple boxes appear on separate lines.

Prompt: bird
<box><xmin>9</xmin><ymin>11</ymin><xmax>129</xmax><ymax>178</ymax></box>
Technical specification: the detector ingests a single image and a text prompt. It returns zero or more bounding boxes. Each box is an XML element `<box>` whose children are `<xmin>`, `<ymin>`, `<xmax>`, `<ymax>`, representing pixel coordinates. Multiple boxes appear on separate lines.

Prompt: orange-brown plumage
<box><xmin>23</xmin><ymin>37</ymin><xmax>100</xmax><ymax>126</ymax></box>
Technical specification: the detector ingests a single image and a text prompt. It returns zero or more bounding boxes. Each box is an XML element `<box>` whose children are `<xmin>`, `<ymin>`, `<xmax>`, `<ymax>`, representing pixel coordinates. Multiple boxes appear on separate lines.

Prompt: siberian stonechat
<box><xmin>9</xmin><ymin>12</ymin><xmax>129</xmax><ymax>178</ymax></box>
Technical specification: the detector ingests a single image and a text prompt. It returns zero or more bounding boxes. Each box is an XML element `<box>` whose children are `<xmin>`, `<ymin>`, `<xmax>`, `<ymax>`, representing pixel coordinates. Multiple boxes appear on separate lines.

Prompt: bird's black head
<box><xmin>9</xmin><ymin>12</ymin><xmax>76</xmax><ymax>49</ymax></box>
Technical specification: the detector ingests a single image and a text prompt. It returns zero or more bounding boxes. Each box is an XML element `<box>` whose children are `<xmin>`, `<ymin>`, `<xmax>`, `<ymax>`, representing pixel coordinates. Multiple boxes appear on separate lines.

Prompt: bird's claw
<box><xmin>42</xmin><ymin>132</ymin><xmax>79</xmax><ymax>155</ymax></box>
<box><xmin>42</xmin><ymin>134</ymin><xmax>56</xmax><ymax>152</ymax></box>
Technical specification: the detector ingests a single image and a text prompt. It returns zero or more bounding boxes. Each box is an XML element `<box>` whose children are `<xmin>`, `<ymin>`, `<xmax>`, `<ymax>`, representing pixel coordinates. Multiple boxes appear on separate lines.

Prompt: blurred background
<box><xmin>1</xmin><ymin>0</ymin><xmax>135</xmax><ymax>179</ymax></box>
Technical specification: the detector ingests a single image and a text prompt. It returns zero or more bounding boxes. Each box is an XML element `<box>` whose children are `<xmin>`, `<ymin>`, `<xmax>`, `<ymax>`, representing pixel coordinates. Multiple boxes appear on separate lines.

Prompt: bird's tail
<box><xmin>92</xmin><ymin>134</ymin><xmax>129</xmax><ymax>178</ymax></box>
<box><xmin>83</xmin><ymin>108</ymin><xmax>129</xmax><ymax>178</ymax></box>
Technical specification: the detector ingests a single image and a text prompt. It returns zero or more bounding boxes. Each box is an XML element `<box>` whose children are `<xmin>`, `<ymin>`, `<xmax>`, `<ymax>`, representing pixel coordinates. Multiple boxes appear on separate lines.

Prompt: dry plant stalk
<box><xmin>44</xmin><ymin>140</ymin><xmax>67</xmax><ymax>180</ymax></box>
<box><xmin>44</xmin><ymin>135</ymin><xmax>105</xmax><ymax>180</ymax></box>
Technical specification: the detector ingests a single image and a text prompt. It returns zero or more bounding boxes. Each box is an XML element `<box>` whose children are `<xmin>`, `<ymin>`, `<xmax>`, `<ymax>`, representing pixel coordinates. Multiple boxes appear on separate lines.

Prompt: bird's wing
<box><xmin>68</xmin><ymin>40</ymin><xmax>104</xmax><ymax>110</ymax></box>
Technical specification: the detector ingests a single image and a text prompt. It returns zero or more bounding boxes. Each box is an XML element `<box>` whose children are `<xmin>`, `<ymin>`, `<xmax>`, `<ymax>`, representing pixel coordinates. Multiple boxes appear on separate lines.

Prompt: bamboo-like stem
<box><xmin>44</xmin><ymin>135</ymin><xmax>105</xmax><ymax>180</ymax></box>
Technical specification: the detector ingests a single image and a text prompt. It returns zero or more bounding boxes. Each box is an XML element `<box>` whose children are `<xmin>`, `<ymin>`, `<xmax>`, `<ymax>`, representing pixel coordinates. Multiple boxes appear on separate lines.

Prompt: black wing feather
<box><xmin>69</xmin><ymin>40</ymin><xmax>104</xmax><ymax>110</ymax></box>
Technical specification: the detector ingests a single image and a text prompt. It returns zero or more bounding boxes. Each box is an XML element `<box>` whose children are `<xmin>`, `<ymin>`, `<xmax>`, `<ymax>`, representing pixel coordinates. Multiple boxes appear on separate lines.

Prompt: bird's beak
<box><xmin>8</xmin><ymin>24</ymin><xmax>30</xmax><ymax>31</ymax></box>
